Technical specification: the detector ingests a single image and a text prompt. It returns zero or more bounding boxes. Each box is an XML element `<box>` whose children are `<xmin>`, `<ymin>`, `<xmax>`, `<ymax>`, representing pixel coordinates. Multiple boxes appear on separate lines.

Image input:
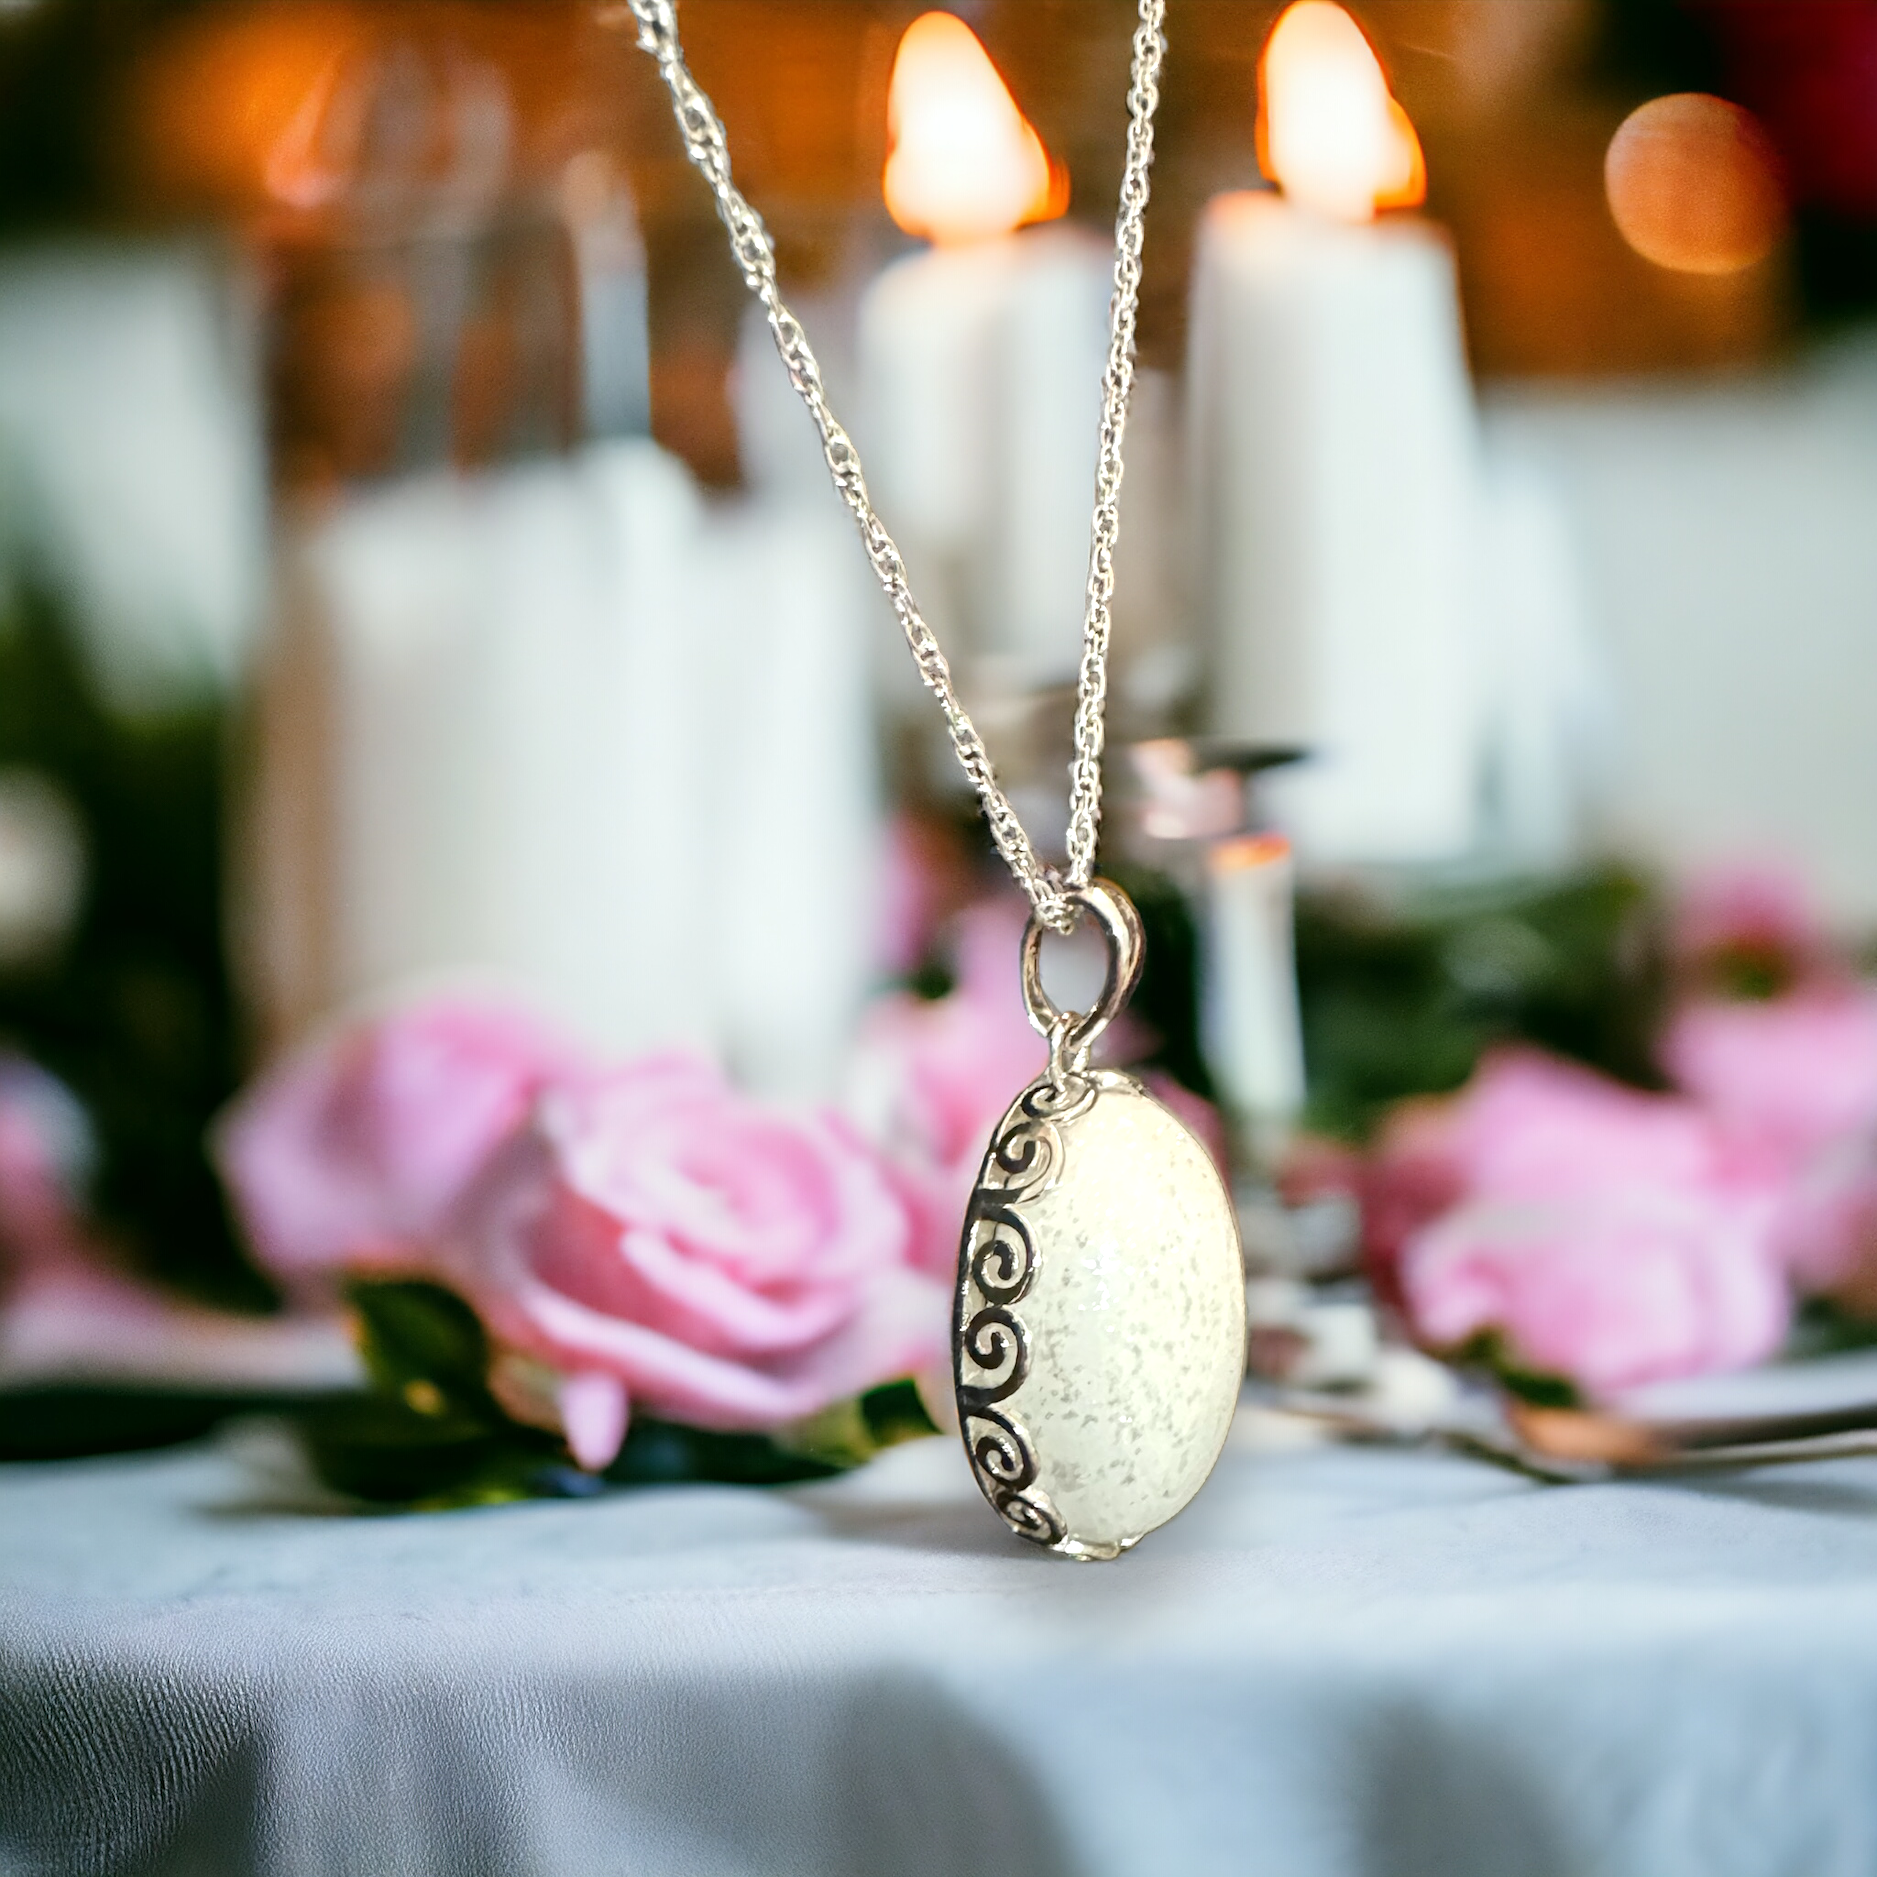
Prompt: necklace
<box><xmin>619</xmin><ymin>0</ymin><xmax>1246</xmax><ymax>1559</ymax></box>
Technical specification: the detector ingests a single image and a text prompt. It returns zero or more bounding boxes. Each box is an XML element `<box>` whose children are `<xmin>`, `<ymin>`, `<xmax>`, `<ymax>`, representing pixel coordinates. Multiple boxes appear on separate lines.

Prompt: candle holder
<box><xmin>1118</xmin><ymin>739</ymin><xmax>1311</xmax><ymax>1183</ymax></box>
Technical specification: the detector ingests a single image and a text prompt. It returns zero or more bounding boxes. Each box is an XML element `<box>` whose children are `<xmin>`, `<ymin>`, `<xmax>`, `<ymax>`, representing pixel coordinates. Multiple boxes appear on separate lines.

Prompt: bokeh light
<box><xmin>1605</xmin><ymin>92</ymin><xmax>1787</xmax><ymax>276</ymax></box>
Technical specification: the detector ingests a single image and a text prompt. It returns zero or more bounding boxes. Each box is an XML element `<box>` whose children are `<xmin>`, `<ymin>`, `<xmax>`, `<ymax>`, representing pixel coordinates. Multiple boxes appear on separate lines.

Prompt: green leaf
<box><xmin>310</xmin><ymin>1283</ymin><xmax>943</xmax><ymax>1507</ymax></box>
<box><xmin>605</xmin><ymin>1417</ymin><xmax>846</xmax><ymax>1487</ymax></box>
<box><xmin>1785</xmin><ymin>1295</ymin><xmax>1877</xmax><ymax>1361</ymax></box>
<box><xmin>775</xmin><ymin>1378</ymin><xmax>943</xmax><ymax>1470</ymax></box>
<box><xmin>0</xmin><ymin>1384</ymin><xmax>318</xmax><ymax>1462</ymax></box>
<box><xmin>346</xmin><ymin>1278</ymin><xmax>495</xmax><ymax>1415</ymax></box>
<box><xmin>860</xmin><ymin>1377</ymin><xmax>942</xmax><ymax>1449</ymax></box>
<box><xmin>1456</xmin><ymin>1330</ymin><xmax>1581</xmax><ymax>1409</ymax></box>
<box><xmin>297</xmin><ymin>1392</ymin><xmax>562</xmax><ymax>1507</ymax></box>
<box><xmin>1294</xmin><ymin>863</ymin><xmax>1669</xmax><ymax>1141</ymax></box>
<box><xmin>772</xmin><ymin>1395</ymin><xmax>877</xmax><ymax>1470</ymax></box>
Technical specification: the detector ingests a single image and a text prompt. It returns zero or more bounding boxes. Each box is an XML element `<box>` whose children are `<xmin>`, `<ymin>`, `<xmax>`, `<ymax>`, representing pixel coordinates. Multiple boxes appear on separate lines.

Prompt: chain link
<box><xmin>608</xmin><ymin>0</ymin><xmax>1166</xmax><ymax>931</ymax></box>
<box><xmin>1065</xmin><ymin>1</ymin><xmax>1165</xmax><ymax>893</ymax></box>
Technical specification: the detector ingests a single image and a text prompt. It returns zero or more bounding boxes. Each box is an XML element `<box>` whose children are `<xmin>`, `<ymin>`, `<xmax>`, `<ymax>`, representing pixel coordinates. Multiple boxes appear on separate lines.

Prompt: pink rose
<box><xmin>848</xmin><ymin>898</ymin><xmax>1049</xmax><ymax>1275</ymax></box>
<box><xmin>1400</xmin><ymin>1185</ymin><xmax>1790</xmax><ymax>1399</ymax></box>
<box><xmin>873</xmin><ymin>811</ymin><xmax>974</xmax><ymax>979</ymax></box>
<box><xmin>1658</xmin><ymin>979</ymin><xmax>1877</xmax><ymax>1293</ymax></box>
<box><xmin>1376</xmin><ymin>1049</ymin><xmax>1792</xmax><ymax>1395</ymax></box>
<box><xmin>0</xmin><ymin>1056</ymin><xmax>361</xmax><ymax>1392</ymax></box>
<box><xmin>1432</xmin><ymin>1049</ymin><xmax>1747</xmax><ymax>1202</ymax></box>
<box><xmin>1768</xmin><ymin>1146</ymin><xmax>1877</xmax><ymax>1293</ymax></box>
<box><xmin>1357</xmin><ymin>1099</ymin><xmax>1467</xmax><ymax>1307</ymax></box>
<box><xmin>849</xmin><ymin>895</ymin><xmax>1226</xmax><ymax>1274</ymax></box>
<box><xmin>216</xmin><ymin>995</ymin><xmax>591</xmax><ymax>1289</ymax></box>
<box><xmin>1661</xmin><ymin>989</ymin><xmax>1877</xmax><ymax>1164</ymax></box>
<box><xmin>1364</xmin><ymin>1051</ymin><xmax>1769</xmax><ymax>1278</ymax></box>
<box><xmin>445</xmin><ymin>1054</ymin><xmax>947</xmax><ymax>1463</ymax></box>
<box><xmin>1672</xmin><ymin>860</ymin><xmax>1827</xmax><ymax>986</ymax></box>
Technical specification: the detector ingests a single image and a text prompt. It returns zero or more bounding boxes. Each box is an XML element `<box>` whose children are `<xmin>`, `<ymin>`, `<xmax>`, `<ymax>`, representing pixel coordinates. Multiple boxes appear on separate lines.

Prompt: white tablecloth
<box><xmin>6</xmin><ymin>1409</ymin><xmax>1877</xmax><ymax>1877</ymax></box>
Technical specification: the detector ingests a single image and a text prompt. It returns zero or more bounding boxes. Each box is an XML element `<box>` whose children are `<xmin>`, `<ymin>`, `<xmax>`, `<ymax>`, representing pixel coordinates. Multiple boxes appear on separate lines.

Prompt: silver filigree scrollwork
<box><xmin>955</xmin><ymin>1094</ymin><xmax>1076</xmax><ymax>1548</ymax></box>
<box><xmin>950</xmin><ymin>877</ymin><xmax>1146</xmax><ymax>1554</ymax></box>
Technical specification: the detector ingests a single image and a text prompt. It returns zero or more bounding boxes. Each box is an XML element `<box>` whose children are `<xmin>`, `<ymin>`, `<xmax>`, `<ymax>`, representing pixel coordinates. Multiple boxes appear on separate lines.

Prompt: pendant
<box><xmin>954</xmin><ymin>880</ymin><xmax>1247</xmax><ymax>1560</ymax></box>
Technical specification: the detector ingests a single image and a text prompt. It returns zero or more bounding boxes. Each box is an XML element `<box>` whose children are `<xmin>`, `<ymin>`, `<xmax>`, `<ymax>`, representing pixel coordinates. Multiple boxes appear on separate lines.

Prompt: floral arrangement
<box><xmin>214</xmin><ymin>1001</ymin><xmax>949</xmax><ymax>1500</ymax></box>
<box><xmin>1330</xmin><ymin>865</ymin><xmax>1877</xmax><ymax>1407</ymax></box>
<box><xmin>10</xmin><ymin>825</ymin><xmax>1877</xmax><ymax>1492</ymax></box>
<box><xmin>196</xmin><ymin>895</ymin><xmax>1219</xmax><ymax>1504</ymax></box>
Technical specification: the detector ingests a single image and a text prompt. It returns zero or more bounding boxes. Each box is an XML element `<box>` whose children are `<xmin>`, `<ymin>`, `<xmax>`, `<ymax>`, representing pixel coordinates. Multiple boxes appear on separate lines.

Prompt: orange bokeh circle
<box><xmin>1605</xmin><ymin>92</ymin><xmax>1787</xmax><ymax>276</ymax></box>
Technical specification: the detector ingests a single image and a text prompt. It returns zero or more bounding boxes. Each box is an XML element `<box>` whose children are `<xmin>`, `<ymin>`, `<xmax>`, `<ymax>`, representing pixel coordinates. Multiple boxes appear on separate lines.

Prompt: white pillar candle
<box><xmin>1201</xmin><ymin>831</ymin><xmax>1307</xmax><ymax>1154</ymax></box>
<box><xmin>1188</xmin><ymin>190</ymin><xmax>1483</xmax><ymax>865</ymax></box>
<box><xmin>984</xmin><ymin>224</ymin><xmax>1112</xmax><ymax>688</ymax></box>
<box><xmin>580</xmin><ymin>442</ymin><xmax>719</xmax><ymax>1050</ymax></box>
<box><xmin>250</xmin><ymin>432</ymin><xmax>881</xmax><ymax>1098</ymax></box>
<box><xmin>724</xmin><ymin>308</ymin><xmax>887</xmax><ymax>1099</ymax></box>
<box><xmin>857</xmin><ymin>228</ymin><xmax>1110</xmax><ymax>692</ymax></box>
<box><xmin>857</xmin><ymin>238</ymin><xmax>1013</xmax><ymax>568</ymax></box>
<box><xmin>693</xmin><ymin>501</ymin><xmax>881</xmax><ymax>1100</ymax></box>
<box><xmin>855</xmin><ymin>237</ymin><xmax>1008</xmax><ymax>712</ymax></box>
<box><xmin>250</xmin><ymin>440</ymin><xmax>716</xmax><ymax>1057</ymax></box>
<box><xmin>0</xmin><ymin>241</ymin><xmax>265</xmax><ymax>710</ymax></box>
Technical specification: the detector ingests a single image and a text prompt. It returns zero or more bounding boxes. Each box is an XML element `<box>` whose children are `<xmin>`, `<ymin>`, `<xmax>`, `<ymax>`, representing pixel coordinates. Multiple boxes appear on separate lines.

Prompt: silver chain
<box><xmin>608</xmin><ymin>0</ymin><xmax>1166</xmax><ymax>931</ymax></box>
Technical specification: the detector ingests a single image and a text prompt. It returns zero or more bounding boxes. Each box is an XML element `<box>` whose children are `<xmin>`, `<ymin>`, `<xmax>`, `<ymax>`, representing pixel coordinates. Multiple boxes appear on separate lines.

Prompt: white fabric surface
<box><xmin>6</xmin><ymin>1410</ymin><xmax>1877</xmax><ymax>1877</ymax></box>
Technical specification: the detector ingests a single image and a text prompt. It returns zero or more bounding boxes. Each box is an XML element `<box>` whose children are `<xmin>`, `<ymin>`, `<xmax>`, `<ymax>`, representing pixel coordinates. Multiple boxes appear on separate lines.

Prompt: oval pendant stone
<box><xmin>954</xmin><ymin>1068</ymin><xmax>1247</xmax><ymax>1560</ymax></box>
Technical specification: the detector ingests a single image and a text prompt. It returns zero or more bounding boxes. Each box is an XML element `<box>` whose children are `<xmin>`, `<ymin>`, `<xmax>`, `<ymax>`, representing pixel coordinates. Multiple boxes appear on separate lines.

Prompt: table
<box><xmin>6</xmin><ymin>1410</ymin><xmax>1877</xmax><ymax>1877</ymax></box>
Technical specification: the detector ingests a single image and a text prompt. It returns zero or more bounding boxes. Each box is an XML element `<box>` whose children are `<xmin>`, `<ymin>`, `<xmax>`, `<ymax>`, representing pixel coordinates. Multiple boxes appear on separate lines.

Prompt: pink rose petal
<box><xmin>216</xmin><ymin>994</ymin><xmax>592</xmax><ymax>1289</ymax></box>
<box><xmin>446</xmin><ymin>1058</ymin><xmax>947</xmax><ymax>1433</ymax></box>
<box><xmin>560</xmin><ymin>1370</ymin><xmax>630</xmax><ymax>1472</ymax></box>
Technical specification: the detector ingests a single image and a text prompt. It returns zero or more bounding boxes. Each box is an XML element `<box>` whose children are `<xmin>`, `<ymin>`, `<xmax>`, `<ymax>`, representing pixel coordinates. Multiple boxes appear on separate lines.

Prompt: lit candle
<box><xmin>1202</xmin><ymin>831</ymin><xmax>1307</xmax><ymax>1163</ymax></box>
<box><xmin>1187</xmin><ymin>1</ymin><xmax>1483</xmax><ymax>864</ymax></box>
<box><xmin>856</xmin><ymin>12</ymin><xmax>1111</xmax><ymax>695</ymax></box>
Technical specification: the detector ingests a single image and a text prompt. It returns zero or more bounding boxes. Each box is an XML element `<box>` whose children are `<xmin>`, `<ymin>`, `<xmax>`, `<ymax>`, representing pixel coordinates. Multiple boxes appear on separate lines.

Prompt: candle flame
<box><xmin>883</xmin><ymin>11</ymin><xmax>1066</xmax><ymax>246</ymax></box>
<box><xmin>1257</xmin><ymin>2</ymin><xmax>1425</xmax><ymax>222</ymax></box>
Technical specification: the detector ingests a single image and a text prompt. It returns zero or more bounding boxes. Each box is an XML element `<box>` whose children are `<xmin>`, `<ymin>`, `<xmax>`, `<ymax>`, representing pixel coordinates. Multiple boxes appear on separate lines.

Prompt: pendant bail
<box><xmin>1020</xmin><ymin>878</ymin><xmax>1146</xmax><ymax>1075</ymax></box>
